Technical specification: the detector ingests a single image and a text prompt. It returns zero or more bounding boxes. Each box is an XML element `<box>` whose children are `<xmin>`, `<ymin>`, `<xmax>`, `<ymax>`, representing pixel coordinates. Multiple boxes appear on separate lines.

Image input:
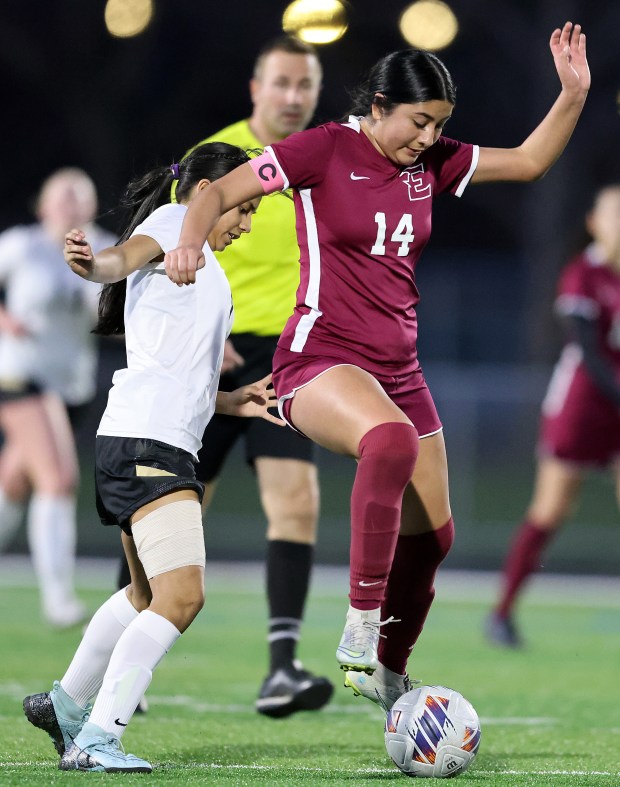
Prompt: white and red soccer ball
<box><xmin>384</xmin><ymin>685</ymin><xmax>481</xmax><ymax>778</ymax></box>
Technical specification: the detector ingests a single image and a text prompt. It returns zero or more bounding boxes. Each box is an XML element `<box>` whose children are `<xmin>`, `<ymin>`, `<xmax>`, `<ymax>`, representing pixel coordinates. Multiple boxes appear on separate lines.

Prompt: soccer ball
<box><xmin>384</xmin><ymin>685</ymin><xmax>481</xmax><ymax>778</ymax></box>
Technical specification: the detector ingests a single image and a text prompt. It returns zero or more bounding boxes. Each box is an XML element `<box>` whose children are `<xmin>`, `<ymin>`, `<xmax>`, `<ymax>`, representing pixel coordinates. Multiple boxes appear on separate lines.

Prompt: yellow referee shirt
<box><xmin>194</xmin><ymin>120</ymin><xmax>299</xmax><ymax>336</ymax></box>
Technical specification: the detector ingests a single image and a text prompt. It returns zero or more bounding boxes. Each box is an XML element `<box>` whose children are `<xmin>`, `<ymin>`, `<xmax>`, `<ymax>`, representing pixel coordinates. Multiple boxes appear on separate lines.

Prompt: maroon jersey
<box><xmin>554</xmin><ymin>245</ymin><xmax>620</xmax><ymax>369</ymax></box>
<box><xmin>251</xmin><ymin>118</ymin><xmax>478</xmax><ymax>375</ymax></box>
<box><xmin>540</xmin><ymin>246</ymin><xmax>620</xmax><ymax>466</ymax></box>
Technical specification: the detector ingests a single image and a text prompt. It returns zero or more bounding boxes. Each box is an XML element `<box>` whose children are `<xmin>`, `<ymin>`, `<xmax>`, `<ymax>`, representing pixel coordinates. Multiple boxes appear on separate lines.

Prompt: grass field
<box><xmin>1</xmin><ymin>558</ymin><xmax>619</xmax><ymax>785</ymax></box>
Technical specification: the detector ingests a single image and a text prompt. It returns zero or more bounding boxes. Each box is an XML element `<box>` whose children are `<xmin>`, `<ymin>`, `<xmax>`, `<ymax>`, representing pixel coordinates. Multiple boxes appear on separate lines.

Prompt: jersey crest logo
<box><xmin>400</xmin><ymin>164</ymin><xmax>432</xmax><ymax>201</ymax></box>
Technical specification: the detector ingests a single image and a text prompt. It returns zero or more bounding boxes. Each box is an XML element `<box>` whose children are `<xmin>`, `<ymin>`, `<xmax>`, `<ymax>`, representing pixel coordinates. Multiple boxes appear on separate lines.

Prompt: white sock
<box><xmin>88</xmin><ymin>610</ymin><xmax>180</xmax><ymax>738</ymax></box>
<box><xmin>27</xmin><ymin>493</ymin><xmax>79</xmax><ymax>611</ymax></box>
<box><xmin>61</xmin><ymin>589</ymin><xmax>139</xmax><ymax>707</ymax></box>
<box><xmin>0</xmin><ymin>489</ymin><xmax>25</xmax><ymax>551</ymax></box>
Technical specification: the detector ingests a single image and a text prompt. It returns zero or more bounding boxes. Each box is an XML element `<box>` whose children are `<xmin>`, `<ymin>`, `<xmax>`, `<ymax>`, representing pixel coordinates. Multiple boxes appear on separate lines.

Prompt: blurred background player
<box><xmin>486</xmin><ymin>183</ymin><xmax>620</xmax><ymax>647</ymax></box>
<box><xmin>116</xmin><ymin>34</ymin><xmax>332</xmax><ymax>717</ymax></box>
<box><xmin>0</xmin><ymin>168</ymin><xmax>116</xmax><ymax>627</ymax></box>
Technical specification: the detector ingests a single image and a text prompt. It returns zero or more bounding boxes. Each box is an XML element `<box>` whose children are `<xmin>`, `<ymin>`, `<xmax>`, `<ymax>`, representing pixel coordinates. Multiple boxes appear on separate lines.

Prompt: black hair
<box><xmin>347</xmin><ymin>49</ymin><xmax>456</xmax><ymax>118</ymax></box>
<box><xmin>95</xmin><ymin>142</ymin><xmax>249</xmax><ymax>336</ymax></box>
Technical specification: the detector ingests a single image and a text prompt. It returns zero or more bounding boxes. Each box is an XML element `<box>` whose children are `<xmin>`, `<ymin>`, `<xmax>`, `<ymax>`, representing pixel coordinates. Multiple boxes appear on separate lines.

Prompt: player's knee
<box><xmin>266</xmin><ymin>509</ymin><xmax>317</xmax><ymax>542</ymax></box>
<box><xmin>126</xmin><ymin>582</ymin><xmax>152</xmax><ymax>612</ymax></box>
<box><xmin>261</xmin><ymin>477</ymin><xmax>319</xmax><ymax>540</ymax></box>
<box><xmin>359</xmin><ymin>422</ymin><xmax>419</xmax><ymax>488</ymax></box>
<box><xmin>34</xmin><ymin>474</ymin><xmax>75</xmax><ymax>497</ymax></box>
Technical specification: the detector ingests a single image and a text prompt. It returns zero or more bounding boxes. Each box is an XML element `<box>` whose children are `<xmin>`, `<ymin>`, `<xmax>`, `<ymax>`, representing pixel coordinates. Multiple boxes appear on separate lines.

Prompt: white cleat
<box><xmin>336</xmin><ymin>606</ymin><xmax>399</xmax><ymax>674</ymax></box>
<box><xmin>344</xmin><ymin>662</ymin><xmax>418</xmax><ymax>711</ymax></box>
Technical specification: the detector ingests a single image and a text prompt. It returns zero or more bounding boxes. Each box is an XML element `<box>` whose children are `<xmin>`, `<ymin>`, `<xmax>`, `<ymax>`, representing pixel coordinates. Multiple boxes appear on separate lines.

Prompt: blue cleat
<box><xmin>59</xmin><ymin>722</ymin><xmax>152</xmax><ymax>773</ymax></box>
<box><xmin>23</xmin><ymin>681</ymin><xmax>91</xmax><ymax>756</ymax></box>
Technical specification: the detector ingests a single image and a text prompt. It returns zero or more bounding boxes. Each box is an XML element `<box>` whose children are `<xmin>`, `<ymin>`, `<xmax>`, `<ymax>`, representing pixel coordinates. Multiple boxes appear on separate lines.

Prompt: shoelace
<box><xmin>348</xmin><ymin>615</ymin><xmax>402</xmax><ymax>645</ymax></box>
<box><xmin>403</xmin><ymin>674</ymin><xmax>422</xmax><ymax>692</ymax></box>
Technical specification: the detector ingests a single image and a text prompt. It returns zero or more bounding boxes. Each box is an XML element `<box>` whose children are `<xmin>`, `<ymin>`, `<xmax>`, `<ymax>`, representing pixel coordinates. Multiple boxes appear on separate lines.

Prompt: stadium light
<box><xmin>399</xmin><ymin>0</ymin><xmax>458</xmax><ymax>51</ymax></box>
<box><xmin>104</xmin><ymin>0</ymin><xmax>154</xmax><ymax>39</ymax></box>
<box><xmin>282</xmin><ymin>0</ymin><xmax>348</xmax><ymax>45</ymax></box>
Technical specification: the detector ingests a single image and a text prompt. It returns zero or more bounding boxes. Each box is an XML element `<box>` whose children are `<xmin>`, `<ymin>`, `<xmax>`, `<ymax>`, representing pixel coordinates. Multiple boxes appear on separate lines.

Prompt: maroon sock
<box><xmin>349</xmin><ymin>422</ymin><xmax>419</xmax><ymax>610</ymax></box>
<box><xmin>378</xmin><ymin>519</ymin><xmax>454</xmax><ymax>674</ymax></box>
<box><xmin>496</xmin><ymin>519</ymin><xmax>554</xmax><ymax>618</ymax></box>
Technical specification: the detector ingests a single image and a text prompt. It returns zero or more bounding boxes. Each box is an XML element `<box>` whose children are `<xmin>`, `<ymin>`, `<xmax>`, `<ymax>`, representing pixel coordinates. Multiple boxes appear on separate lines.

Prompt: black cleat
<box><xmin>256</xmin><ymin>661</ymin><xmax>334</xmax><ymax>719</ymax></box>
<box><xmin>23</xmin><ymin>682</ymin><xmax>89</xmax><ymax>756</ymax></box>
<box><xmin>484</xmin><ymin>612</ymin><xmax>523</xmax><ymax>648</ymax></box>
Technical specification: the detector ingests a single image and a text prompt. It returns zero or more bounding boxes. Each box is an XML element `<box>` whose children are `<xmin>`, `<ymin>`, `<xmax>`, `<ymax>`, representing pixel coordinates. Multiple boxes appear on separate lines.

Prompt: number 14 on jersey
<box><xmin>371</xmin><ymin>212</ymin><xmax>415</xmax><ymax>257</ymax></box>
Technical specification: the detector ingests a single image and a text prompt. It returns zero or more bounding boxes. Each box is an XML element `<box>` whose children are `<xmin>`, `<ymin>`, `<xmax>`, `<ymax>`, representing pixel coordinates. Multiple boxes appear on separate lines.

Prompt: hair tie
<box><xmin>170</xmin><ymin>163</ymin><xmax>180</xmax><ymax>180</ymax></box>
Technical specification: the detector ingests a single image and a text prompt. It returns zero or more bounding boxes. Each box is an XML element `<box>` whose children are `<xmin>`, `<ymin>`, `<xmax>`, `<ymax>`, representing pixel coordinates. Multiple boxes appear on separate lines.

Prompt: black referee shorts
<box><xmin>95</xmin><ymin>436</ymin><xmax>204</xmax><ymax>535</ymax></box>
<box><xmin>196</xmin><ymin>333</ymin><xmax>316</xmax><ymax>484</ymax></box>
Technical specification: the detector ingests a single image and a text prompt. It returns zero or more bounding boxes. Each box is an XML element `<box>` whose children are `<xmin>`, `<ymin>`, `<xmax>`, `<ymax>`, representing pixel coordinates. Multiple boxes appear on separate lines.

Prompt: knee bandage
<box><xmin>131</xmin><ymin>500</ymin><xmax>205</xmax><ymax>580</ymax></box>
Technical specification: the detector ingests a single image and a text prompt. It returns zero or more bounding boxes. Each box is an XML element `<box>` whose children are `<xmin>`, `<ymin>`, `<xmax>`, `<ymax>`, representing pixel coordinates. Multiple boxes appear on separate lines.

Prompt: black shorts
<box><xmin>196</xmin><ymin>333</ymin><xmax>316</xmax><ymax>483</ymax></box>
<box><xmin>0</xmin><ymin>379</ymin><xmax>42</xmax><ymax>403</ymax></box>
<box><xmin>95</xmin><ymin>436</ymin><xmax>205</xmax><ymax>535</ymax></box>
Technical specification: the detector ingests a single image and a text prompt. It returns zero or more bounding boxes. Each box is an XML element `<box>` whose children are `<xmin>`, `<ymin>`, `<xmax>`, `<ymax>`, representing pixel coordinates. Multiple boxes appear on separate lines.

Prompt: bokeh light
<box><xmin>104</xmin><ymin>0</ymin><xmax>153</xmax><ymax>39</ymax></box>
<box><xmin>282</xmin><ymin>0</ymin><xmax>348</xmax><ymax>45</ymax></box>
<box><xmin>399</xmin><ymin>0</ymin><xmax>458</xmax><ymax>51</ymax></box>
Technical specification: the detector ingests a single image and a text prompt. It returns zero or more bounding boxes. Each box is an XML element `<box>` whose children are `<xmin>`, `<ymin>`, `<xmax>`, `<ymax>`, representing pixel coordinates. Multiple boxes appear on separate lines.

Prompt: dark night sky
<box><xmin>1</xmin><ymin>0</ymin><xmax>619</xmax><ymax>360</ymax></box>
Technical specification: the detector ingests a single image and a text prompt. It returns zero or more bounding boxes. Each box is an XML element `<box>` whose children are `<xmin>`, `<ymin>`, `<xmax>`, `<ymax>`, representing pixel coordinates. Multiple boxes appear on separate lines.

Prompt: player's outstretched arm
<box><xmin>64</xmin><ymin>229</ymin><xmax>163</xmax><ymax>283</ymax></box>
<box><xmin>165</xmin><ymin>163</ymin><xmax>264</xmax><ymax>286</ymax></box>
<box><xmin>473</xmin><ymin>22</ymin><xmax>589</xmax><ymax>184</ymax></box>
<box><xmin>215</xmin><ymin>374</ymin><xmax>285</xmax><ymax>426</ymax></box>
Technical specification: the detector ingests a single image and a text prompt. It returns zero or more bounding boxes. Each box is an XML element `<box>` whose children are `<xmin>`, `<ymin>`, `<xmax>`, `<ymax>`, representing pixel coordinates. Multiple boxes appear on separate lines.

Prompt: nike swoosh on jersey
<box><xmin>350</xmin><ymin>172</ymin><xmax>370</xmax><ymax>180</ymax></box>
<box><xmin>358</xmin><ymin>579</ymin><xmax>382</xmax><ymax>586</ymax></box>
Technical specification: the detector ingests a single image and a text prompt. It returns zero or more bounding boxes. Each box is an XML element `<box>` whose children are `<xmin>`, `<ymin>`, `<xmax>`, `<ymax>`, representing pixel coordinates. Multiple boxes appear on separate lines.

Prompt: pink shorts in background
<box><xmin>272</xmin><ymin>347</ymin><xmax>442</xmax><ymax>439</ymax></box>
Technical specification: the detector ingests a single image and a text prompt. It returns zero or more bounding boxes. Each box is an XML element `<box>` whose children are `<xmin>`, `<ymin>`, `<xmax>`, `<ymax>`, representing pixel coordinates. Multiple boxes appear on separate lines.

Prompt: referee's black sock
<box><xmin>266</xmin><ymin>539</ymin><xmax>314</xmax><ymax>673</ymax></box>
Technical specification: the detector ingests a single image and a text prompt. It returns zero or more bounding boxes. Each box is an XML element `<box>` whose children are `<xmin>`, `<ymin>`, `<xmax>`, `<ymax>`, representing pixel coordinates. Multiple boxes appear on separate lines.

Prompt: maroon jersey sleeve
<box><xmin>555</xmin><ymin>255</ymin><xmax>600</xmax><ymax>320</ymax></box>
<box><xmin>267</xmin><ymin>125</ymin><xmax>337</xmax><ymax>190</ymax></box>
<box><xmin>423</xmin><ymin>136</ymin><xmax>478</xmax><ymax>197</ymax></box>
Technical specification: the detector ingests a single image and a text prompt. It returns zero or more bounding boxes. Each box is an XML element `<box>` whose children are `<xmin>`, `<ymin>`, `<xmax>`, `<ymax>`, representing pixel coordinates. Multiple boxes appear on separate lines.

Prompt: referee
<box><xmin>198</xmin><ymin>36</ymin><xmax>331</xmax><ymax>718</ymax></box>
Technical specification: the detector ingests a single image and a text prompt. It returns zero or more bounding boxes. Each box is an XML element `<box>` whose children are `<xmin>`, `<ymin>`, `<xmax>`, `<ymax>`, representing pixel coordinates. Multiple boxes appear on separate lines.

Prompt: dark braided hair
<box><xmin>95</xmin><ymin>142</ymin><xmax>250</xmax><ymax>336</ymax></box>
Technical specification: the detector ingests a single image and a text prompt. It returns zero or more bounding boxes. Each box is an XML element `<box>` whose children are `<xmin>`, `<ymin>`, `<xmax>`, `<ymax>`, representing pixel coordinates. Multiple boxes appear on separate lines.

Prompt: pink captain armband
<box><xmin>249</xmin><ymin>149</ymin><xmax>288</xmax><ymax>194</ymax></box>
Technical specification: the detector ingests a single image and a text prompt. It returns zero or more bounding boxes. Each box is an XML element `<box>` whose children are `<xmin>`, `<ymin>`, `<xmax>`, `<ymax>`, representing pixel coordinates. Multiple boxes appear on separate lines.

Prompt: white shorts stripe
<box><xmin>541</xmin><ymin>343</ymin><xmax>582</xmax><ymax>418</ymax></box>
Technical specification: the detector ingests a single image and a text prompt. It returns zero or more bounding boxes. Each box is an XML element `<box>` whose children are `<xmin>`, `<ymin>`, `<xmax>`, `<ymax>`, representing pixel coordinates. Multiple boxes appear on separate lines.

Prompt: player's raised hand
<box><xmin>550</xmin><ymin>22</ymin><xmax>590</xmax><ymax>96</ymax></box>
<box><xmin>64</xmin><ymin>228</ymin><xmax>95</xmax><ymax>279</ymax></box>
<box><xmin>164</xmin><ymin>245</ymin><xmax>205</xmax><ymax>286</ymax></box>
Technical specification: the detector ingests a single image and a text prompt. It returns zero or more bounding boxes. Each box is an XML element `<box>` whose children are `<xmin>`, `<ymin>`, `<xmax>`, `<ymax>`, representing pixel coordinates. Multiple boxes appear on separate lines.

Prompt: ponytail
<box><xmin>94</xmin><ymin>143</ymin><xmax>250</xmax><ymax>336</ymax></box>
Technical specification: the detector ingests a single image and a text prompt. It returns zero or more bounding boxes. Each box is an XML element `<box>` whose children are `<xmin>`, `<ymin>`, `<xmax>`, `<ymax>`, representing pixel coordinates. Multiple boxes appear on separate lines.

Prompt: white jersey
<box><xmin>97</xmin><ymin>204</ymin><xmax>233</xmax><ymax>459</ymax></box>
<box><xmin>0</xmin><ymin>222</ymin><xmax>116</xmax><ymax>405</ymax></box>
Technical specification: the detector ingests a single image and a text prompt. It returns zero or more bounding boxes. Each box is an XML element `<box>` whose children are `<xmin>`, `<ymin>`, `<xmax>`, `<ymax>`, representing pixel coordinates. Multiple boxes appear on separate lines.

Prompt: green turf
<box><xmin>1</xmin><ymin>569</ymin><xmax>619</xmax><ymax>785</ymax></box>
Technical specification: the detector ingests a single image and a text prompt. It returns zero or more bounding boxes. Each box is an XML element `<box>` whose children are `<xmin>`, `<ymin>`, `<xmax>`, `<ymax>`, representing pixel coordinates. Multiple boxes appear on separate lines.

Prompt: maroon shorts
<box><xmin>272</xmin><ymin>347</ymin><xmax>442</xmax><ymax>439</ymax></box>
<box><xmin>539</xmin><ymin>357</ymin><xmax>620</xmax><ymax>467</ymax></box>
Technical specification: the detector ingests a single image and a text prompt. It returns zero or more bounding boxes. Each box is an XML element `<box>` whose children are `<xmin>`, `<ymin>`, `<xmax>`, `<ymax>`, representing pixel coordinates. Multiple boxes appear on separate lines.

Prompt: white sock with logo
<box><xmin>88</xmin><ymin>610</ymin><xmax>180</xmax><ymax>738</ymax></box>
<box><xmin>61</xmin><ymin>589</ymin><xmax>139</xmax><ymax>707</ymax></box>
<box><xmin>0</xmin><ymin>489</ymin><xmax>25</xmax><ymax>550</ymax></box>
